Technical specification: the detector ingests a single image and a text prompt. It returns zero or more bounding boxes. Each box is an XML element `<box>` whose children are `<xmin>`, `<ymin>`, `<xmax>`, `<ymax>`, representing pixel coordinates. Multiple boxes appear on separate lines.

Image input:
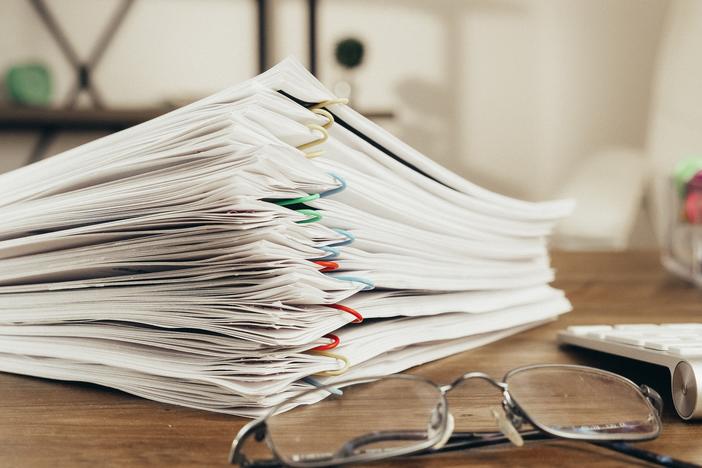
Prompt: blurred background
<box><xmin>1</xmin><ymin>0</ymin><xmax>700</xmax><ymax>250</ymax></box>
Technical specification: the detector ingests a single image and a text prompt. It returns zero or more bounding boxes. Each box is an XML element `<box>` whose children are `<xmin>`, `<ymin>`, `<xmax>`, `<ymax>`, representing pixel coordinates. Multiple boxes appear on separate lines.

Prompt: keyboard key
<box><xmin>668</xmin><ymin>330</ymin><xmax>697</xmax><ymax>335</ymax></box>
<box><xmin>602</xmin><ymin>333</ymin><xmax>647</xmax><ymax>346</ymax></box>
<box><xmin>679</xmin><ymin>336</ymin><xmax>702</xmax><ymax>341</ymax></box>
<box><xmin>644</xmin><ymin>339</ymin><xmax>686</xmax><ymax>351</ymax></box>
<box><xmin>563</xmin><ymin>323</ymin><xmax>702</xmax><ymax>358</ymax></box>
<box><xmin>669</xmin><ymin>346</ymin><xmax>702</xmax><ymax>357</ymax></box>
<box><xmin>613</xmin><ymin>324</ymin><xmax>660</xmax><ymax>330</ymax></box>
<box><xmin>587</xmin><ymin>330</ymin><xmax>625</xmax><ymax>340</ymax></box>
<box><xmin>660</xmin><ymin>323</ymin><xmax>702</xmax><ymax>330</ymax></box>
<box><xmin>567</xmin><ymin>325</ymin><xmax>613</xmax><ymax>336</ymax></box>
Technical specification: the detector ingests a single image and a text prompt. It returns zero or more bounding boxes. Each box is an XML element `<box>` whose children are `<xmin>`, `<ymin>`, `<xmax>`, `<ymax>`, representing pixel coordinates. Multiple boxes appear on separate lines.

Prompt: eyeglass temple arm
<box><xmin>335</xmin><ymin>430</ymin><xmax>430</xmax><ymax>458</ymax></box>
<box><xmin>594</xmin><ymin>441</ymin><xmax>699</xmax><ymax>468</ymax></box>
<box><xmin>229</xmin><ymin>419</ymin><xmax>284</xmax><ymax>468</ymax></box>
<box><xmin>422</xmin><ymin>431</ymin><xmax>695</xmax><ymax>468</ymax></box>
<box><xmin>415</xmin><ymin>430</ymin><xmax>549</xmax><ymax>455</ymax></box>
<box><xmin>641</xmin><ymin>384</ymin><xmax>664</xmax><ymax>416</ymax></box>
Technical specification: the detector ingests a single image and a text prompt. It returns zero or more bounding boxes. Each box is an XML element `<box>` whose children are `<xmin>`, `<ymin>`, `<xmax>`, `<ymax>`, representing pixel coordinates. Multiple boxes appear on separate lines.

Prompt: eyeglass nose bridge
<box><xmin>439</xmin><ymin>372</ymin><xmax>526</xmax><ymax>429</ymax></box>
<box><xmin>440</xmin><ymin>372</ymin><xmax>509</xmax><ymax>394</ymax></box>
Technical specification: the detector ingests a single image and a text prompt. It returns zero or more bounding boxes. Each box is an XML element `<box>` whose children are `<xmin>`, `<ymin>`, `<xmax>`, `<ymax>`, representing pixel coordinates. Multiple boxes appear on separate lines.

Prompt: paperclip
<box><xmin>296</xmin><ymin>99</ymin><xmax>345</xmax><ymax>159</ymax></box>
<box><xmin>317</xmin><ymin>245</ymin><xmax>340</xmax><ymax>259</ymax></box>
<box><xmin>304</xmin><ymin>149</ymin><xmax>325</xmax><ymax>159</ymax></box>
<box><xmin>295</xmin><ymin>209</ymin><xmax>322</xmax><ymax>224</ymax></box>
<box><xmin>331</xmin><ymin>228</ymin><xmax>355</xmax><ymax>246</ymax></box>
<box><xmin>313</xmin><ymin>260</ymin><xmax>339</xmax><ymax>272</ymax></box>
<box><xmin>320</xmin><ymin>173</ymin><xmax>347</xmax><ymax>198</ymax></box>
<box><xmin>334</xmin><ymin>275</ymin><xmax>374</xmax><ymax>291</ymax></box>
<box><xmin>326</xmin><ymin>303</ymin><xmax>363</xmax><ymax>323</ymax></box>
<box><xmin>312</xmin><ymin>333</ymin><xmax>340</xmax><ymax>351</ymax></box>
<box><xmin>311</xmin><ymin>108</ymin><xmax>334</xmax><ymax>129</ymax></box>
<box><xmin>310</xmin><ymin>98</ymin><xmax>349</xmax><ymax>110</ymax></box>
<box><xmin>311</xmin><ymin>350</ymin><xmax>350</xmax><ymax>377</ymax></box>
<box><xmin>297</xmin><ymin>123</ymin><xmax>328</xmax><ymax>152</ymax></box>
<box><xmin>302</xmin><ymin>376</ymin><xmax>343</xmax><ymax>396</ymax></box>
<box><xmin>274</xmin><ymin>193</ymin><xmax>320</xmax><ymax>207</ymax></box>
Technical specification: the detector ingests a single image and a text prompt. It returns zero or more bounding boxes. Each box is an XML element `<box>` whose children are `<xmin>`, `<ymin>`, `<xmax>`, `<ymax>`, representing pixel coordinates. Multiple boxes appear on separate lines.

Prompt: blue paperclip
<box><xmin>320</xmin><ymin>173</ymin><xmax>347</xmax><ymax>198</ymax></box>
<box><xmin>334</xmin><ymin>275</ymin><xmax>375</xmax><ymax>291</ymax></box>
<box><xmin>331</xmin><ymin>228</ymin><xmax>355</xmax><ymax>247</ymax></box>
<box><xmin>302</xmin><ymin>376</ymin><xmax>343</xmax><ymax>396</ymax></box>
<box><xmin>316</xmin><ymin>246</ymin><xmax>340</xmax><ymax>259</ymax></box>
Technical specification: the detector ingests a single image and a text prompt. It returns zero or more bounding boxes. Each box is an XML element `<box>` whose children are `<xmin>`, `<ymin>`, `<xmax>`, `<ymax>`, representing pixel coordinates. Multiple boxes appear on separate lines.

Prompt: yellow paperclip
<box><xmin>304</xmin><ymin>149</ymin><xmax>325</xmax><ymax>159</ymax></box>
<box><xmin>311</xmin><ymin>108</ymin><xmax>334</xmax><ymax>129</ymax></box>
<box><xmin>311</xmin><ymin>350</ymin><xmax>350</xmax><ymax>377</ymax></box>
<box><xmin>296</xmin><ymin>99</ymin><xmax>346</xmax><ymax>159</ymax></box>
<box><xmin>310</xmin><ymin>98</ymin><xmax>349</xmax><ymax>110</ymax></box>
<box><xmin>297</xmin><ymin>123</ymin><xmax>329</xmax><ymax>159</ymax></box>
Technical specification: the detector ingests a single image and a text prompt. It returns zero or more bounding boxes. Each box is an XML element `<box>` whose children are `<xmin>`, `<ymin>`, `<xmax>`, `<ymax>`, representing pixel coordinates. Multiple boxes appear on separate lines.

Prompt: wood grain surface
<box><xmin>1</xmin><ymin>251</ymin><xmax>701</xmax><ymax>467</ymax></box>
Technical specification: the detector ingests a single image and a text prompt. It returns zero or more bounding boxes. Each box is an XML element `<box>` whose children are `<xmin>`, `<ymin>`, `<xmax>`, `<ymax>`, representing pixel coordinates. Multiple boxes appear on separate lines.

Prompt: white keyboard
<box><xmin>558</xmin><ymin>323</ymin><xmax>702</xmax><ymax>420</ymax></box>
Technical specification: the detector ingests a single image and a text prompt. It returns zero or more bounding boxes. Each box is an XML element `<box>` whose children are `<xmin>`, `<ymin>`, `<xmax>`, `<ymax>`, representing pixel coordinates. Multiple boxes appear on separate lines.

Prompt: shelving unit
<box><xmin>4</xmin><ymin>0</ymin><xmax>393</xmax><ymax>163</ymax></box>
<box><xmin>0</xmin><ymin>106</ymin><xmax>170</xmax><ymax>131</ymax></box>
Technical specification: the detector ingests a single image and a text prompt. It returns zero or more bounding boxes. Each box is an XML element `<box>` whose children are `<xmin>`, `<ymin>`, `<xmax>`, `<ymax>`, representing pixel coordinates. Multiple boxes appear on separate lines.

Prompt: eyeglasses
<box><xmin>229</xmin><ymin>364</ymin><xmax>691</xmax><ymax>467</ymax></box>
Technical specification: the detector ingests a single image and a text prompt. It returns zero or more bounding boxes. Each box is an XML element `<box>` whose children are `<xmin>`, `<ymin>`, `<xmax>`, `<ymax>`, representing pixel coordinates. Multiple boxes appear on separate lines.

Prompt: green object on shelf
<box><xmin>674</xmin><ymin>156</ymin><xmax>702</xmax><ymax>197</ymax></box>
<box><xmin>335</xmin><ymin>38</ymin><xmax>364</xmax><ymax>69</ymax></box>
<box><xmin>6</xmin><ymin>63</ymin><xmax>52</xmax><ymax>106</ymax></box>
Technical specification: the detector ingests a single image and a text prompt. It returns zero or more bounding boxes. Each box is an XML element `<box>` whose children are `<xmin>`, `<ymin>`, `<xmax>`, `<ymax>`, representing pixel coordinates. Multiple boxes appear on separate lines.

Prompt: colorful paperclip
<box><xmin>334</xmin><ymin>275</ymin><xmax>374</xmax><ymax>291</ymax></box>
<box><xmin>331</xmin><ymin>228</ymin><xmax>355</xmax><ymax>247</ymax></box>
<box><xmin>312</xmin><ymin>333</ymin><xmax>339</xmax><ymax>351</ymax></box>
<box><xmin>320</xmin><ymin>173</ymin><xmax>347</xmax><ymax>198</ymax></box>
<box><xmin>301</xmin><ymin>376</ymin><xmax>343</xmax><ymax>396</ymax></box>
<box><xmin>295</xmin><ymin>209</ymin><xmax>322</xmax><ymax>224</ymax></box>
<box><xmin>311</xmin><ymin>350</ymin><xmax>350</xmax><ymax>377</ymax></box>
<box><xmin>273</xmin><ymin>193</ymin><xmax>320</xmax><ymax>207</ymax></box>
<box><xmin>313</xmin><ymin>260</ymin><xmax>339</xmax><ymax>272</ymax></box>
<box><xmin>326</xmin><ymin>303</ymin><xmax>363</xmax><ymax>323</ymax></box>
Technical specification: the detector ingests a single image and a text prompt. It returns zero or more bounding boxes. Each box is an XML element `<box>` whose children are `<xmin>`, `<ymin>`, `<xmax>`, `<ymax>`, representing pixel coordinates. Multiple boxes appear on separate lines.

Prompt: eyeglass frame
<box><xmin>229</xmin><ymin>364</ymin><xmax>665</xmax><ymax>468</ymax></box>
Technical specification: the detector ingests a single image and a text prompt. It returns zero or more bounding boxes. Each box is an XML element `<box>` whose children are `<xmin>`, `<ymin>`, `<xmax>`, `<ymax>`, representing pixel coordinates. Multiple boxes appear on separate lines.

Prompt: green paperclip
<box><xmin>296</xmin><ymin>209</ymin><xmax>322</xmax><ymax>224</ymax></box>
<box><xmin>274</xmin><ymin>193</ymin><xmax>320</xmax><ymax>206</ymax></box>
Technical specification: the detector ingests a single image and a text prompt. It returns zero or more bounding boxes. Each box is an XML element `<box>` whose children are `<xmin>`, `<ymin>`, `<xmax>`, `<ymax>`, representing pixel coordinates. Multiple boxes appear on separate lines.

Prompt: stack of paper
<box><xmin>0</xmin><ymin>58</ymin><xmax>573</xmax><ymax>416</ymax></box>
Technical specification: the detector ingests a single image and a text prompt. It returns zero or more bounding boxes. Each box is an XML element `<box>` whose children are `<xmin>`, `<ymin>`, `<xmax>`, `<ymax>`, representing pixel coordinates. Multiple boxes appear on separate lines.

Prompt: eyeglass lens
<box><xmin>264</xmin><ymin>377</ymin><xmax>444</xmax><ymax>465</ymax></box>
<box><xmin>505</xmin><ymin>366</ymin><xmax>660</xmax><ymax>439</ymax></box>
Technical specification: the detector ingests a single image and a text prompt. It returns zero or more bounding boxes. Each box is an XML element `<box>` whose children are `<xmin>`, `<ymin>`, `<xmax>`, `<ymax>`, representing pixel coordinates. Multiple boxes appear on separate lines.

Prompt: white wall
<box><xmin>272</xmin><ymin>0</ymin><xmax>667</xmax><ymax>202</ymax></box>
<box><xmin>647</xmin><ymin>0</ymin><xmax>702</xmax><ymax>239</ymax></box>
<box><xmin>0</xmin><ymin>0</ymin><xmax>257</xmax><ymax>169</ymax></box>
<box><xmin>0</xmin><ymin>0</ymin><xmax>670</xmax><ymax>240</ymax></box>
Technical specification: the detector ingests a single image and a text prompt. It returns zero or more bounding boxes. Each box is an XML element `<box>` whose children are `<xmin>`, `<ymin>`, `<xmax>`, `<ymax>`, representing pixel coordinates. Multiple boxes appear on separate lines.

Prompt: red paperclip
<box><xmin>312</xmin><ymin>333</ymin><xmax>340</xmax><ymax>351</ymax></box>
<box><xmin>313</xmin><ymin>260</ymin><xmax>339</xmax><ymax>272</ymax></box>
<box><xmin>326</xmin><ymin>303</ymin><xmax>363</xmax><ymax>323</ymax></box>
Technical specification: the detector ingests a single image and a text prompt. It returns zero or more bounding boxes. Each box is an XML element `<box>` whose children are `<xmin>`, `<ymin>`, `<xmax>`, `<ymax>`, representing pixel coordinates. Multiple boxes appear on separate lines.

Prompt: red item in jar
<box><xmin>685</xmin><ymin>191</ymin><xmax>702</xmax><ymax>223</ymax></box>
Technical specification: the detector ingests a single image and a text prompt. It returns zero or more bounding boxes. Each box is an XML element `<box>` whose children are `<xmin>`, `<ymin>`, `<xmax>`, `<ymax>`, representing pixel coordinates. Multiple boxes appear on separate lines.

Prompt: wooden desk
<box><xmin>1</xmin><ymin>251</ymin><xmax>701</xmax><ymax>467</ymax></box>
